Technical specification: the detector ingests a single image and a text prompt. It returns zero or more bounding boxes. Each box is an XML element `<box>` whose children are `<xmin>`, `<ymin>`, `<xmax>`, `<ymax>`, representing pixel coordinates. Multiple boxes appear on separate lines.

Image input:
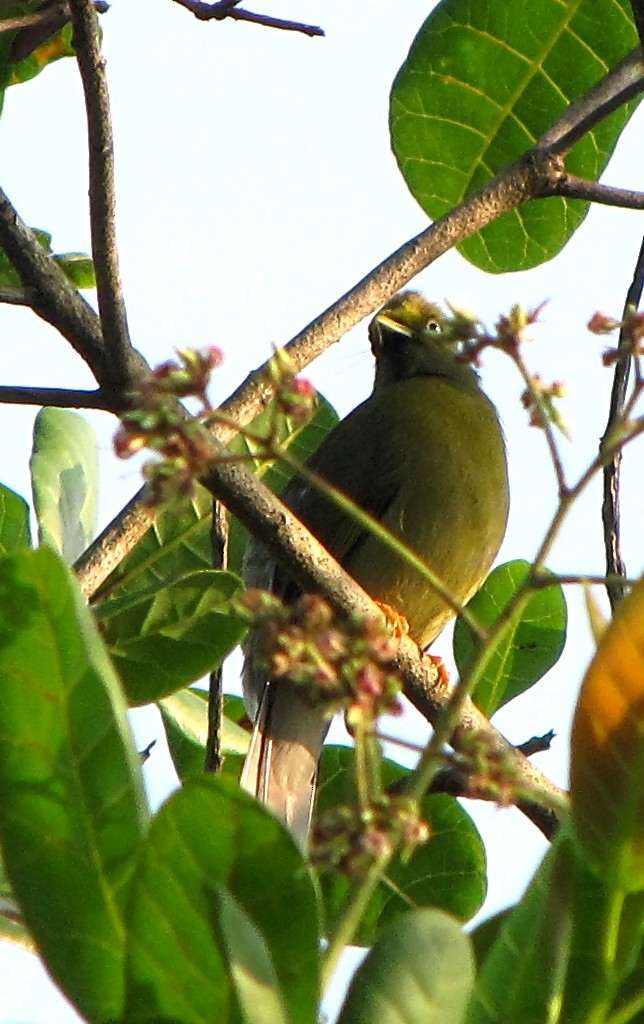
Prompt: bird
<box><xmin>240</xmin><ymin>291</ymin><xmax>509</xmax><ymax>847</ymax></box>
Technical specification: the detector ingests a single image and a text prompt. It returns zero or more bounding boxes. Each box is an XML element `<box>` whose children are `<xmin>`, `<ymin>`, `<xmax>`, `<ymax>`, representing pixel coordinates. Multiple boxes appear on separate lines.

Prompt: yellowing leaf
<box><xmin>570</xmin><ymin>579</ymin><xmax>644</xmax><ymax>892</ymax></box>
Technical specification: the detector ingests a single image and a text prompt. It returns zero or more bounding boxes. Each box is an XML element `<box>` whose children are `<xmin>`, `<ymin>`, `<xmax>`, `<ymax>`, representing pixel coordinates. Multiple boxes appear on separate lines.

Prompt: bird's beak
<box><xmin>372</xmin><ymin>312</ymin><xmax>414</xmax><ymax>338</ymax></box>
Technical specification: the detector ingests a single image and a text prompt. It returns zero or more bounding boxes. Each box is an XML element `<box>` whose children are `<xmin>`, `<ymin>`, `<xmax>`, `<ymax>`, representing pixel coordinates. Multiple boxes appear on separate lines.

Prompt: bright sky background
<box><xmin>1</xmin><ymin>0</ymin><xmax>643</xmax><ymax>1019</ymax></box>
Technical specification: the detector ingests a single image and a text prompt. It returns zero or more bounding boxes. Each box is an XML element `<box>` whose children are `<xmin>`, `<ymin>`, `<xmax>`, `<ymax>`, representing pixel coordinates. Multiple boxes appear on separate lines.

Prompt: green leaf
<box><xmin>471</xmin><ymin>827</ymin><xmax>644</xmax><ymax>1024</ymax></box>
<box><xmin>0</xmin><ymin>226</ymin><xmax>93</xmax><ymax>288</ymax></box>
<box><xmin>30</xmin><ymin>407</ymin><xmax>99</xmax><ymax>563</ymax></box>
<box><xmin>468</xmin><ymin>829</ymin><xmax>576</xmax><ymax>1024</ymax></box>
<box><xmin>124</xmin><ymin>775</ymin><xmax>320</xmax><ymax>1024</ymax></box>
<box><xmin>390</xmin><ymin>0</ymin><xmax>640</xmax><ymax>272</ymax></box>
<box><xmin>453</xmin><ymin>560</ymin><xmax>567</xmax><ymax>717</ymax></box>
<box><xmin>53</xmin><ymin>252</ymin><xmax>96</xmax><ymax>289</ymax></box>
<box><xmin>159</xmin><ymin>687</ymin><xmax>249</xmax><ymax>781</ymax></box>
<box><xmin>339</xmin><ymin>908</ymin><xmax>474</xmax><ymax>1024</ymax></box>
<box><xmin>0</xmin><ymin>483</ymin><xmax>31</xmax><ymax>554</ymax></box>
<box><xmin>96</xmin><ymin>570</ymin><xmax>247</xmax><ymax>705</ymax></box>
<box><xmin>318</xmin><ymin>749</ymin><xmax>486</xmax><ymax>945</ymax></box>
<box><xmin>5</xmin><ymin>9</ymin><xmax>75</xmax><ymax>85</ymax></box>
<box><xmin>0</xmin><ymin>548</ymin><xmax>147</xmax><ymax>1020</ymax></box>
<box><xmin>213</xmin><ymin>885</ymin><xmax>290</xmax><ymax>1024</ymax></box>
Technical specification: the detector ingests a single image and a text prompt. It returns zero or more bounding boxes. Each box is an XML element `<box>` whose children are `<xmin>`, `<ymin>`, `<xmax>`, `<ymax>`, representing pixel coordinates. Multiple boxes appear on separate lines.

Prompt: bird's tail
<box><xmin>240</xmin><ymin>682</ymin><xmax>329</xmax><ymax>850</ymax></box>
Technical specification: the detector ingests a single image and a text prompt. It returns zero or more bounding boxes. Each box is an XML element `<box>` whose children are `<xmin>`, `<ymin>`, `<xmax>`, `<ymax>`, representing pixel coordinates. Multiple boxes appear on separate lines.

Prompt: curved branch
<box><xmin>69</xmin><ymin>0</ymin><xmax>135</xmax><ymax>388</ymax></box>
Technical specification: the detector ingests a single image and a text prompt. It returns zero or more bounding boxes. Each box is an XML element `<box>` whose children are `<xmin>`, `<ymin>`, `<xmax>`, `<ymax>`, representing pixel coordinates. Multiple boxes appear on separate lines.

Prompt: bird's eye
<box><xmin>427</xmin><ymin>320</ymin><xmax>441</xmax><ymax>333</ymax></box>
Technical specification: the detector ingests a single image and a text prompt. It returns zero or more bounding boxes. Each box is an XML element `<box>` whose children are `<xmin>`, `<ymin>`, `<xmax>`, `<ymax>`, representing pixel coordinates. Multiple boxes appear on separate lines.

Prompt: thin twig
<box><xmin>0</xmin><ymin>385</ymin><xmax>118</xmax><ymax>409</ymax></box>
<box><xmin>205</xmin><ymin>500</ymin><xmax>229</xmax><ymax>772</ymax></box>
<box><xmin>547</xmin><ymin>175</ymin><xmax>644</xmax><ymax>209</ymax></box>
<box><xmin>68</xmin><ymin>0</ymin><xmax>134</xmax><ymax>388</ymax></box>
<box><xmin>171</xmin><ymin>0</ymin><xmax>324</xmax><ymax>37</ymax></box>
<box><xmin>600</xmin><ymin>236</ymin><xmax>644</xmax><ymax>610</ymax></box>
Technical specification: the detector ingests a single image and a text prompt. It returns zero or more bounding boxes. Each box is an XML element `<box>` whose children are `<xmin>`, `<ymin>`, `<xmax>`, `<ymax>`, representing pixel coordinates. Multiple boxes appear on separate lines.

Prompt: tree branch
<box><xmin>0</xmin><ymin>187</ymin><xmax>109</xmax><ymax>381</ymax></box>
<box><xmin>600</xmin><ymin>235</ymin><xmax>644</xmax><ymax>611</ymax></box>
<box><xmin>546</xmin><ymin>174</ymin><xmax>644</xmax><ymax>209</ymax></box>
<box><xmin>0</xmin><ymin>385</ymin><xmax>118</xmax><ymax>409</ymax></box>
<box><xmin>68</xmin><ymin>0</ymin><xmax>136</xmax><ymax>388</ymax></box>
<box><xmin>171</xmin><ymin>0</ymin><xmax>324</xmax><ymax>37</ymax></box>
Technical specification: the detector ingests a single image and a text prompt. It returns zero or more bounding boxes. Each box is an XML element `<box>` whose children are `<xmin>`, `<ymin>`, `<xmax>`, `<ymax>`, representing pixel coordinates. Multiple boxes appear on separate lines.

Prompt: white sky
<box><xmin>1</xmin><ymin>0</ymin><xmax>643</xmax><ymax>1019</ymax></box>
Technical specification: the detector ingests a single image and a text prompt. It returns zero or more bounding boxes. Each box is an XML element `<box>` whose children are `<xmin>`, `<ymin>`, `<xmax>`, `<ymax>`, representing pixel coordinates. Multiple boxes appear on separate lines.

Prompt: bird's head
<box><xmin>369</xmin><ymin>290</ymin><xmax>478</xmax><ymax>392</ymax></box>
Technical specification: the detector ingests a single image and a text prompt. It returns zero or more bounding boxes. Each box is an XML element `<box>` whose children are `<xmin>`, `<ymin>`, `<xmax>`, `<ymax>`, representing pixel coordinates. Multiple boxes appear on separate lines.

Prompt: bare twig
<box><xmin>600</xmin><ymin>236</ymin><xmax>644</xmax><ymax>610</ymax></box>
<box><xmin>69</xmin><ymin>0</ymin><xmax>135</xmax><ymax>388</ymax></box>
<box><xmin>205</xmin><ymin>500</ymin><xmax>229</xmax><ymax>773</ymax></box>
<box><xmin>0</xmin><ymin>385</ymin><xmax>118</xmax><ymax>409</ymax></box>
<box><xmin>171</xmin><ymin>0</ymin><xmax>324</xmax><ymax>37</ymax></box>
<box><xmin>547</xmin><ymin>175</ymin><xmax>644</xmax><ymax>209</ymax></box>
<box><xmin>0</xmin><ymin>187</ymin><xmax>109</xmax><ymax>380</ymax></box>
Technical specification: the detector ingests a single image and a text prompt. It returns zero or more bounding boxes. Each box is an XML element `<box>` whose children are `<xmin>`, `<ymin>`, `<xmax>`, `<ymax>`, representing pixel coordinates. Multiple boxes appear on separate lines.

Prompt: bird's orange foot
<box><xmin>425</xmin><ymin>654</ymin><xmax>450</xmax><ymax>688</ymax></box>
<box><xmin>377</xmin><ymin>601</ymin><xmax>410</xmax><ymax>640</ymax></box>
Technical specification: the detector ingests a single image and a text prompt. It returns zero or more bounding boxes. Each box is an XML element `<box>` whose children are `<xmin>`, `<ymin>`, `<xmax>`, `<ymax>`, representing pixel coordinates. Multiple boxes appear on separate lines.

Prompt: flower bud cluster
<box><xmin>113</xmin><ymin>346</ymin><xmax>223</xmax><ymax>504</ymax></box>
<box><xmin>236</xmin><ymin>590</ymin><xmax>404</xmax><ymax>722</ymax></box>
<box><xmin>440</xmin><ymin>301</ymin><xmax>546</xmax><ymax>366</ymax></box>
<box><xmin>588</xmin><ymin>308</ymin><xmax>644</xmax><ymax>364</ymax></box>
<box><xmin>520</xmin><ymin>374</ymin><xmax>568</xmax><ymax>434</ymax></box>
<box><xmin>310</xmin><ymin>796</ymin><xmax>430</xmax><ymax>875</ymax></box>
<box><xmin>454</xmin><ymin>731</ymin><xmax>521</xmax><ymax>807</ymax></box>
<box><xmin>267</xmin><ymin>349</ymin><xmax>317</xmax><ymax>424</ymax></box>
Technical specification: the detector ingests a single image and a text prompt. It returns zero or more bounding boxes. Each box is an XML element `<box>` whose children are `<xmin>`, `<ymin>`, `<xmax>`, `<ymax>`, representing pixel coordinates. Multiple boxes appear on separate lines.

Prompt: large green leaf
<box><xmin>470</xmin><ymin>828</ymin><xmax>644</xmax><ymax>1024</ymax></box>
<box><xmin>318</xmin><ymin>749</ymin><xmax>486</xmax><ymax>945</ymax></box>
<box><xmin>159</xmin><ymin>688</ymin><xmax>249</xmax><ymax>781</ymax></box>
<box><xmin>0</xmin><ymin>548</ymin><xmax>147</xmax><ymax>1020</ymax></box>
<box><xmin>340</xmin><ymin>908</ymin><xmax>474</xmax><ymax>1024</ymax></box>
<box><xmin>453</xmin><ymin>560</ymin><xmax>567</xmax><ymax>717</ymax></box>
<box><xmin>0</xmin><ymin>483</ymin><xmax>31</xmax><ymax>553</ymax></box>
<box><xmin>124</xmin><ymin>775</ymin><xmax>320</xmax><ymax>1024</ymax></box>
<box><xmin>30</xmin><ymin>407</ymin><xmax>99</xmax><ymax>563</ymax></box>
<box><xmin>96</xmin><ymin>570</ymin><xmax>247</xmax><ymax>705</ymax></box>
<box><xmin>390</xmin><ymin>0</ymin><xmax>640</xmax><ymax>272</ymax></box>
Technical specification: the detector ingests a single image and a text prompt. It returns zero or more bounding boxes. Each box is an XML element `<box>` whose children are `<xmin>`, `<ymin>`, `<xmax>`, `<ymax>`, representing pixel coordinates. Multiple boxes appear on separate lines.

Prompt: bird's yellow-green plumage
<box><xmin>241</xmin><ymin>291</ymin><xmax>509</xmax><ymax>844</ymax></box>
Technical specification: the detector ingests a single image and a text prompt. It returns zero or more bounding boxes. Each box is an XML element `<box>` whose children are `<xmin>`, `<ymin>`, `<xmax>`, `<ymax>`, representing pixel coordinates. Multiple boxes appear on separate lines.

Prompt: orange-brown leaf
<box><xmin>570</xmin><ymin>579</ymin><xmax>644</xmax><ymax>891</ymax></box>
